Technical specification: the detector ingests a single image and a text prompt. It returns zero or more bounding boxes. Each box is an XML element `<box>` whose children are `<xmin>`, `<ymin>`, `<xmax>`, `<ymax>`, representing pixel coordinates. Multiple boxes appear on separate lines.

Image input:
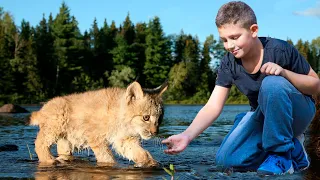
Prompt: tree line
<box><xmin>0</xmin><ymin>3</ymin><xmax>319</xmax><ymax>105</ymax></box>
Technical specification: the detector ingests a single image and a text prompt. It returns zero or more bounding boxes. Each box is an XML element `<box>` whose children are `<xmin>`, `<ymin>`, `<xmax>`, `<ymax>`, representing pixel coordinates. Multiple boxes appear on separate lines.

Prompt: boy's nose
<box><xmin>228</xmin><ymin>41</ymin><xmax>235</xmax><ymax>50</ymax></box>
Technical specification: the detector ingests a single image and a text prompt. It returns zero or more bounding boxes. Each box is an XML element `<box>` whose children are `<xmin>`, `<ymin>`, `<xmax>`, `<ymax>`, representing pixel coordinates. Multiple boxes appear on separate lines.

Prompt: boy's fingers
<box><xmin>275</xmin><ymin>69</ymin><xmax>281</xmax><ymax>75</ymax></box>
<box><xmin>162</xmin><ymin>138</ymin><xmax>174</xmax><ymax>150</ymax></box>
<box><xmin>162</xmin><ymin>136</ymin><xmax>175</xmax><ymax>144</ymax></box>
<box><xmin>161</xmin><ymin>138</ymin><xmax>171</xmax><ymax>144</ymax></box>
<box><xmin>260</xmin><ymin>64</ymin><xmax>267</xmax><ymax>73</ymax></box>
<box><xmin>164</xmin><ymin>149</ymin><xmax>179</xmax><ymax>155</ymax></box>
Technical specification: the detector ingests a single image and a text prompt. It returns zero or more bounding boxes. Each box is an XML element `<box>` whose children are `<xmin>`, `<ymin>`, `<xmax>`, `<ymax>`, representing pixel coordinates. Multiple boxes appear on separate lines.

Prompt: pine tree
<box><xmin>144</xmin><ymin>16</ymin><xmax>172</xmax><ymax>87</ymax></box>
<box><xmin>51</xmin><ymin>2</ymin><xmax>84</xmax><ymax>94</ymax></box>
<box><xmin>109</xmin><ymin>33</ymin><xmax>136</xmax><ymax>87</ymax></box>
<box><xmin>34</xmin><ymin>14</ymin><xmax>56</xmax><ymax>98</ymax></box>
<box><xmin>311</xmin><ymin>37</ymin><xmax>320</xmax><ymax>73</ymax></box>
<box><xmin>81</xmin><ymin>30</ymin><xmax>93</xmax><ymax>75</ymax></box>
<box><xmin>295</xmin><ymin>39</ymin><xmax>307</xmax><ymax>60</ymax></box>
<box><xmin>16</xmin><ymin>20</ymin><xmax>43</xmax><ymax>102</ymax></box>
<box><xmin>132</xmin><ymin>22</ymin><xmax>147</xmax><ymax>85</ymax></box>
<box><xmin>181</xmin><ymin>35</ymin><xmax>201</xmax><ymax>96</ymax></box>
<box><xmin>122</xmin><ymin>13</ymin><xmax>135</xmax><ymax>45</ymax></box>
<box><xmin>173</xmin><ymin>30</ymin><xmax>187</xmax><ymax>64</ymax></box>
<box><xmin>109</xmin><ymin>14</ymin><xmax>138</xmax><ymax>87</ymax></box>
<box><xmin>167</xmin><ymin>62</ymin><xmax>188</xmax><ymax>101</ymax></box>
<box><xmin>100</xmin><ymin>19</ymin><xmax>115</xmax><ymax>86</ymax></box>
<box><xmin>287</xmin><ymin>38</ymin><xmax>294</xmax><ymax>46</ymax></box>
<box><xmin>198</xmin><ymin>35</ymin><xmax>215</xmax><ymax>94</ymax></box>
<box><xmin>0</xmin><ymin>9</ymin><xmax>17</xmax><ymax>104</ymax></box>
<box><xmin>89</xmin><ymin>18</ymin><xmax>104</xmax><ymax>80</ymax></box>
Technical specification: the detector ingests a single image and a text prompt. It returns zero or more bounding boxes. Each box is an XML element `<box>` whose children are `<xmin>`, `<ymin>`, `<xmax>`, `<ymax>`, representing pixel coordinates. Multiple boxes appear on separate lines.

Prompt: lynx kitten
<box><xmin>30</xmin><ymin>81</ymin><xmax>168</xmax><ymax>167</ymax></box>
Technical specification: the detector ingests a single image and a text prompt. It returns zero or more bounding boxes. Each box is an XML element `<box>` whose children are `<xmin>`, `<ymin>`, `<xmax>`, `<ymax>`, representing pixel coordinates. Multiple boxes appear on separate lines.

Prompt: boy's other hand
<box><xmin>261</xmin><ymin>62</ymin><xmax>284</xmax><ymax>76</ymax></box>
<box><xmin>161</xmin><ymin>133</ymin><xmax>191</xmax><ymax>155</ymax></box>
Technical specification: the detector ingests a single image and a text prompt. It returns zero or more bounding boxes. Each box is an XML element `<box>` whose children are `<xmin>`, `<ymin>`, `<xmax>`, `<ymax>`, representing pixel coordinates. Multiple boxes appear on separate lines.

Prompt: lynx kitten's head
<box><xmin>124</xmin><ymin>81</ymin><xmax>168</xmax><ymax>140</ymax></box>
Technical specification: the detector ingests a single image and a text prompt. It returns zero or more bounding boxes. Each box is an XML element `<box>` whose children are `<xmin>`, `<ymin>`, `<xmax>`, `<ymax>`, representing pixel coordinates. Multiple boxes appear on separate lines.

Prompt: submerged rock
<box><xmin>0</xmin><ymin>104</ymin><xmax>29</xmax><ymax>113</ymax></box>
<box><xmin>0</xmin><ymin>144</ymin><xmax>19</xmax><ymax>152</ymax></box>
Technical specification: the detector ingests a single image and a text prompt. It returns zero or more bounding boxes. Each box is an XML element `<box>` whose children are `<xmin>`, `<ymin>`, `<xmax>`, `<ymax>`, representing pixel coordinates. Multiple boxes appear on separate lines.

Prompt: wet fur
<box><xmin>30</xmin><ymin>81</ymin><xmax>167</xmax><ymax>167</ymax></box>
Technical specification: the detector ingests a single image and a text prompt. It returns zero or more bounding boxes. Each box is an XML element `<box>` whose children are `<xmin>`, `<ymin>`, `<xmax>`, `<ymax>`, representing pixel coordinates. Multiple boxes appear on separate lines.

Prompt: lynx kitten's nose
<box><xmin>150</xmin><ymin>127</ymin><xmax>158</xmax><ymax>135</ymax></box>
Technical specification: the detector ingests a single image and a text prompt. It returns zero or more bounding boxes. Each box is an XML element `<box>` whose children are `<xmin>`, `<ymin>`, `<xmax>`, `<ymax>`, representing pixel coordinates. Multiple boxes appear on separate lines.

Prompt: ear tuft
<box><xmin>158</xmin><ymin>80</ymin><xmax>168</xmax><ymax>97</ymax></box>
<box><xmin>142</xmin><ymin>80</ymin><xmax>168</xmax><ymax>97</ymax></box>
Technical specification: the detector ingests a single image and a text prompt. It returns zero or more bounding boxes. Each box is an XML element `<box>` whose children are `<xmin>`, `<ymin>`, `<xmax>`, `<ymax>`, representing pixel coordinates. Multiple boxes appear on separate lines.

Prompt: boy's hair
<box><xmin>215</xmin><ymin>1</ymin><xmax>257</xmax><ymax>29</ymax></box>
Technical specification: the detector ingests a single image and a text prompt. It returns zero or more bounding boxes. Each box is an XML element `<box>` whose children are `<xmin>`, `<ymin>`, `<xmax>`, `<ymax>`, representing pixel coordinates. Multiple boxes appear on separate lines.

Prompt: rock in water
<box><xmin>0</xmin><ymin>104</ymin><xmax>29</xmax><ymax>113</ymax></box>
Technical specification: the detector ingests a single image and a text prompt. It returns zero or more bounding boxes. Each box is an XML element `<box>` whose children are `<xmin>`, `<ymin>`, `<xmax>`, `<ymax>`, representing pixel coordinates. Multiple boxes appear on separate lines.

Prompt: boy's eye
<box><xmin>232</xmin><ymin>36</ymin><xmax>239</xmax><ymax>40</ymax></box>
<box><xmin>220</xmin><ymin>38</ymin><xmax>227</xmax><ymax>43</ymax></box>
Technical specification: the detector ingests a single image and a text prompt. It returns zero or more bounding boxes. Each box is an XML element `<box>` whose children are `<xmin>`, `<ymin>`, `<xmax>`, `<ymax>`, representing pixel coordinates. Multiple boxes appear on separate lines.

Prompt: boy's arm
<box><xmin>281</xmin><ymin>67</ymin><xmax>320</xmax><ymax>95</ymax></box>
<box><xmin>261</xmin><ymin>62</ymin><xmax>320</xmax><ymax>95</ymax></box>
<box><xmin>182</xmin><ymin>85</ymin><xmax>230</xmax><ymax>141</ymax></box>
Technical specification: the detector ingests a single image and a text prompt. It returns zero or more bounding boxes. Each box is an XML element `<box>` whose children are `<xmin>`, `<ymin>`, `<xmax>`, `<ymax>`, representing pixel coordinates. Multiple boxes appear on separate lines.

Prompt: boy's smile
<box><xmin>218</xmin><ymin>23</ymin><xmax>258</xmax><ymax>60</ymax></box>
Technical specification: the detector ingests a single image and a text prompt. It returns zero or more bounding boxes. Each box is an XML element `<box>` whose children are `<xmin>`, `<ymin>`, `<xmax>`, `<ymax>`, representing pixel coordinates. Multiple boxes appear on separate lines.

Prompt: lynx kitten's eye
<box><xmin>143</xmin><ymin>115</ymin><xmax>150</xmax><ymax>121</ymax></box>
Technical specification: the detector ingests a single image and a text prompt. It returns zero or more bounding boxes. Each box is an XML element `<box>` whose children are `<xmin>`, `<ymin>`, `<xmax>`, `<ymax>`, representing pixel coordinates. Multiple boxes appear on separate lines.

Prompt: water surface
<box><xmin>0</xmin><ymin>104</ymin><xmax>318</xmax><ymax>179</ymax></box>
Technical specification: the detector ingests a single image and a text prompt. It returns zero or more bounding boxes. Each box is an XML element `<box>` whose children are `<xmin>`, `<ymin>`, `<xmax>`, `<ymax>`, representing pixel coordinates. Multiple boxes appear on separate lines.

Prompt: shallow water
<box><xmin>0</xmin><ymin>104</ymin><xmax>319</xmax><ymax>179</ymax></box>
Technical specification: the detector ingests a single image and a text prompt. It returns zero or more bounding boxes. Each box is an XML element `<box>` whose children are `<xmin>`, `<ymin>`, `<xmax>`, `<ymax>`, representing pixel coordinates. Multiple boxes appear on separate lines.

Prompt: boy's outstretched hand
<box><xmin>161</xmin><ymin>133</ymin><xmax>191</xmax><ymax>155</ymax></box>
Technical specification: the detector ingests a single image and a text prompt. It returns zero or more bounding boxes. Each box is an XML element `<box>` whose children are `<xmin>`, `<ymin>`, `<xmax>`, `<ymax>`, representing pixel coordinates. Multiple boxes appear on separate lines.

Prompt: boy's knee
<box><xmin>216</xmin><ymin>151</ymin><xmax>239</xmax><ymax>169</ymax></box>
<box><xmin>260</xmin><ymin>76</ymin><xmax>291</xmax><ymax>96</ymax></box>
<box><xmin>261</xmin><ymin>76</ymin><xmax>287</xmax><ymax>89</ymax></box>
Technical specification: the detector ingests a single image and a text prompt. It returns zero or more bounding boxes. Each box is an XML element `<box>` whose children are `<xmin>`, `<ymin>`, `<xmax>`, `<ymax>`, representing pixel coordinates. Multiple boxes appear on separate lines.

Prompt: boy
<box><xmin>162</xmin><ymin>1</ymin><xmax>319</xmax><ymax>175</ymax></box>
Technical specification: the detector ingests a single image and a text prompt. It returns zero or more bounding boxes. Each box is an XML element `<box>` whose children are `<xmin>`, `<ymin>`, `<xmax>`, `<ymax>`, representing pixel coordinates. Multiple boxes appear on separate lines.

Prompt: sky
<box><xmin>1</xmin><ymin>0</ymin><xmax>320</xmax><ymax>44</ymax></box>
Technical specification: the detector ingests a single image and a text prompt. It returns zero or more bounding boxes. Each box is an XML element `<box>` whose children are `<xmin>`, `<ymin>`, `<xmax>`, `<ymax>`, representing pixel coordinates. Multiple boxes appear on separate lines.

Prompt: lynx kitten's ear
<box><xmin>126</xmin><ymin>82</ymin><xmax>144</xmax><ymax>104</ymax></box>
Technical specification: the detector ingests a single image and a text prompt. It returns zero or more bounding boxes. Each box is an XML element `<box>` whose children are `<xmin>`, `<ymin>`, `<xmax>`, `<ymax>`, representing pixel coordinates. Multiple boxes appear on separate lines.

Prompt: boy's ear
<box><xmin>250</xmin><ymin>24</ymin><xmax>259</xmax><ymax>38</ymax></box>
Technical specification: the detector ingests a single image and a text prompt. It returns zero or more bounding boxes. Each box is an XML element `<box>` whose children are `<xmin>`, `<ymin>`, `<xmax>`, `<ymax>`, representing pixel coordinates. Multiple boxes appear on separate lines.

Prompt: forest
<box><xmin>0</xmin><ymin>3</ymin><xmax>319</xmax><ymax>105</ymax></box>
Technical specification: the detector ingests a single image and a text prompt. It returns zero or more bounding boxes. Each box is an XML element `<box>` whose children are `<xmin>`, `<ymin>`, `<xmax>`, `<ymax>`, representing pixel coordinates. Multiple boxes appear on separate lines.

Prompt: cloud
<box><xmin>293</xmin><ymin>2</ymin><xmax>320</xmax><ymax>17</ymax></box>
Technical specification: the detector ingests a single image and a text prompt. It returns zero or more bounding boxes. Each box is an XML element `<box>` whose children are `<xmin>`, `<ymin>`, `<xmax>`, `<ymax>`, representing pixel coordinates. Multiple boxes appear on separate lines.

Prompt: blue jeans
<box><xmin>215</xmin><ymin>76</ymin><xmax>316</xmax><ymax>171</ymax></box>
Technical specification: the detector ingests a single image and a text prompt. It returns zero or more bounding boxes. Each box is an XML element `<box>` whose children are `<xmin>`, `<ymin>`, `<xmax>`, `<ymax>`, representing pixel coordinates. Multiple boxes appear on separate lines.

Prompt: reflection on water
<box><xmin>34</xmin><ymin>162</ymin><xmax>164</xmax><ymax>180</ymax></box>
<box><xmin>0</xmin><ymin>104</ymin><xmax>319</xmax><ymax>179</ymax></box>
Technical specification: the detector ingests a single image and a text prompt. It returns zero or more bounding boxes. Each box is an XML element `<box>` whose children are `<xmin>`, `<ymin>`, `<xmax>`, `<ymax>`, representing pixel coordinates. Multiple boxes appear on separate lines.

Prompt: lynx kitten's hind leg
<box><xmin>35</xmin><ymin>130</ymin><xmax>56</xmax><ymax>164</ymax></box>
<box><xmin>56</xmin><ymin>138</ymin><xmax>74</xmax><ymax>162</ymax></box>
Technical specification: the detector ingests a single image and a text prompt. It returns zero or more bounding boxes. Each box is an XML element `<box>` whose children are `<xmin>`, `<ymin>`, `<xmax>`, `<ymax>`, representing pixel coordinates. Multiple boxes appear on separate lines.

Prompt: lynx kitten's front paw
<box><xmin>134</xmin><ymin>159</ymin><xmax>158</xmax><ymax>168</ymax></box>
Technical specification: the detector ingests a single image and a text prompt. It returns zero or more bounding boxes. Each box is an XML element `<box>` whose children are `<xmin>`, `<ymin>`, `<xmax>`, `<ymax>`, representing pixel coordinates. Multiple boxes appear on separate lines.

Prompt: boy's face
<box><xmin>218</xmin><ymin>23</ymin><xmax>257</xmax><ymax>59</ymax></box>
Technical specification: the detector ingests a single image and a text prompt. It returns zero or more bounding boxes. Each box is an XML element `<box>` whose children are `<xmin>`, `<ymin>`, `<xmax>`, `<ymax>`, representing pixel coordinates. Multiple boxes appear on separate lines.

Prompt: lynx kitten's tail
<box><xmin>29</xmin><ymin>111</ymin><xmax>40</xmax><ymax>125</ymax></box>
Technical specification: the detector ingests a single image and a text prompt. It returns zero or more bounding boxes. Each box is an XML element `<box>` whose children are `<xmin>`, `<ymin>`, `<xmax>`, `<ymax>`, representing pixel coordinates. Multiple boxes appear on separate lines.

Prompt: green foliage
<box><xmin>132</xmin><ymin>22</ymin><xmax>147</xmax><ymax>86</ymax></box>
<box><xmin>295</xmin><ymin>38</ymin><xmax>320</xmax><ymax>73</ymax></box>
<box><xmin>311</xmin><ymin>37</ymin><xmax>320</xmax><ymax>73</ymax></box>
<box><xmin>166</xmin><ymin>62</ymin><xmax>188</xmax><ymax>101</ymax></box>
<box><xmin>144</xmin><ymin>16</ymin><xmax>172</xmax><ymax>88</ymax></box>
<box><xmin>198</xmin><ymin>35</ymin><xmax>216</xmax><ymax>93</ymax></box>
<box><xmin>0</xmin><ymin>9</ymin><xmax>16</xmax><ymax>102</ymax></box>
<box><xmin>33</xmin><ymin>14</ymin><xmax>56</xmax><ymax>97</ymax></box>
<box><xmin>287</xmin><ymin>38</ymin><xmax>294</xmax><ymax>46</ymax></box>
<box><xmin>226</xmin><ymin>86</ymin><xmax>249</xmax><ymax>104</ymax></box>
<box><xmin>51</xmin><ymin>3</ymin><xmax>84</xmax><ymax>94</ymax></box>
<box><xmin>71</xmin><ymin>73</ymin><xmax>104</xmax><ymax>92</ymax></box>
<box><xmin>108</xmin><ymin>66</ymin><xmax>136</xmax><ymax>88</ymax></box>
<box><xmin>0</xmin><ymin>4</ymin><xmax>318</xmax><ymax>105</ymax></box>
